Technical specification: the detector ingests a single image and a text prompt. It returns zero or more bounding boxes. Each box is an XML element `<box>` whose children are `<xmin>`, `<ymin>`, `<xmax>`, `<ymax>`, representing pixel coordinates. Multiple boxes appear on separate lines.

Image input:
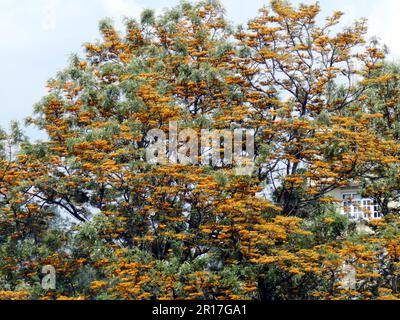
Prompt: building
<box><xmin>327</xmin><ymin>184</ymin><xmax>383</xmax><ymax>221</ymax></box>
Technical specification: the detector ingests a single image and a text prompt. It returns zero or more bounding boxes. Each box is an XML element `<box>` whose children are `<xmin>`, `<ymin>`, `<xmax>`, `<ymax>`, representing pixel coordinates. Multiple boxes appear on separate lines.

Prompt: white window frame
<box><xmin>341</xmin><ymin>193</ymin><xmax>382</xmax><ymax>220</ymax></box>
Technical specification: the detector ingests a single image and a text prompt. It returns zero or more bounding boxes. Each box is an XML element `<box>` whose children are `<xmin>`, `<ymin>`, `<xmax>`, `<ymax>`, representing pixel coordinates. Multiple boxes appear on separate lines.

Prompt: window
<box><xmin>341</xmin><ymin>193</ymin><xmax>381</xmax><ymax>220</ymax></box>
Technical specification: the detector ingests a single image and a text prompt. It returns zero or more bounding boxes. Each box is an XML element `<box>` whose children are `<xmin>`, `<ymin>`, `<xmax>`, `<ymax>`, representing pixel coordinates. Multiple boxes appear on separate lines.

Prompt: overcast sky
<box><xmin>1</xmin><ymin>0</ymin><xmax>399</xmax><ymax>140</ymax></box>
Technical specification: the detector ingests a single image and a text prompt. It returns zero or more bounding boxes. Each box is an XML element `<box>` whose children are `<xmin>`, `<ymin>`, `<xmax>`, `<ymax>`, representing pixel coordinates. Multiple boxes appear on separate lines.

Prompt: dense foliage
<box><xmin>1</xmin><ymin>0</ymin><xmax>400</xmax><ymax>300</ymax></box>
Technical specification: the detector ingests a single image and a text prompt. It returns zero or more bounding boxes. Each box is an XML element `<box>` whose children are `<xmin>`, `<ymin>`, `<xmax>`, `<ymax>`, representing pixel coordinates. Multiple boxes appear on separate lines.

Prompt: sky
<box><xmin>1</xmin><ymin>0</ymin><xmax>399</xmax><ymax>140</ymax></box>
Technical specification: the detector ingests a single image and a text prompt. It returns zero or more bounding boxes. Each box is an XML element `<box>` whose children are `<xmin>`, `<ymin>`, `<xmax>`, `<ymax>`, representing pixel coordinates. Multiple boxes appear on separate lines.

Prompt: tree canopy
<box><xmin>1</xmin><ymin>0</ymin><xmax>400</xmax><ymax>300</ymax></box>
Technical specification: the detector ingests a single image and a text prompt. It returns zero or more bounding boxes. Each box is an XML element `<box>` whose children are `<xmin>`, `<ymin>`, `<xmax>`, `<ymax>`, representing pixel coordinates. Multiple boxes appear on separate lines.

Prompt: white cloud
<box><xmin>221</xmin><ymin>0</ymin><xmax>264</xmax><ymax>24</ymax></box>
<box><xmin>368</xmin><ymin>0</ymin><xmax>400</xmax><ymax>58</ymax></box>
<box><xmin>101</xmin><ymin>0</ymin><xmax>143</xmax><ymax>20</ymax></box>
<box><xmin>0</xmin><ymin>1</ymin><xmax>34</xmax><ymax>49</ymax></box>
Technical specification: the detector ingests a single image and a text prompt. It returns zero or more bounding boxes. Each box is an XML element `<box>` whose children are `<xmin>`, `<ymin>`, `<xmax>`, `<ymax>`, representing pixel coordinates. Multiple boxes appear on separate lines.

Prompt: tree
<box><xmin>0</xmin><ymin>0</ymin><xmax>399</xmax><ymax>300</ymax></box>
<box><xmin>354</xmin><ymin>62</ymin><xmax>400</xmax><ymax>216</ymax></box>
